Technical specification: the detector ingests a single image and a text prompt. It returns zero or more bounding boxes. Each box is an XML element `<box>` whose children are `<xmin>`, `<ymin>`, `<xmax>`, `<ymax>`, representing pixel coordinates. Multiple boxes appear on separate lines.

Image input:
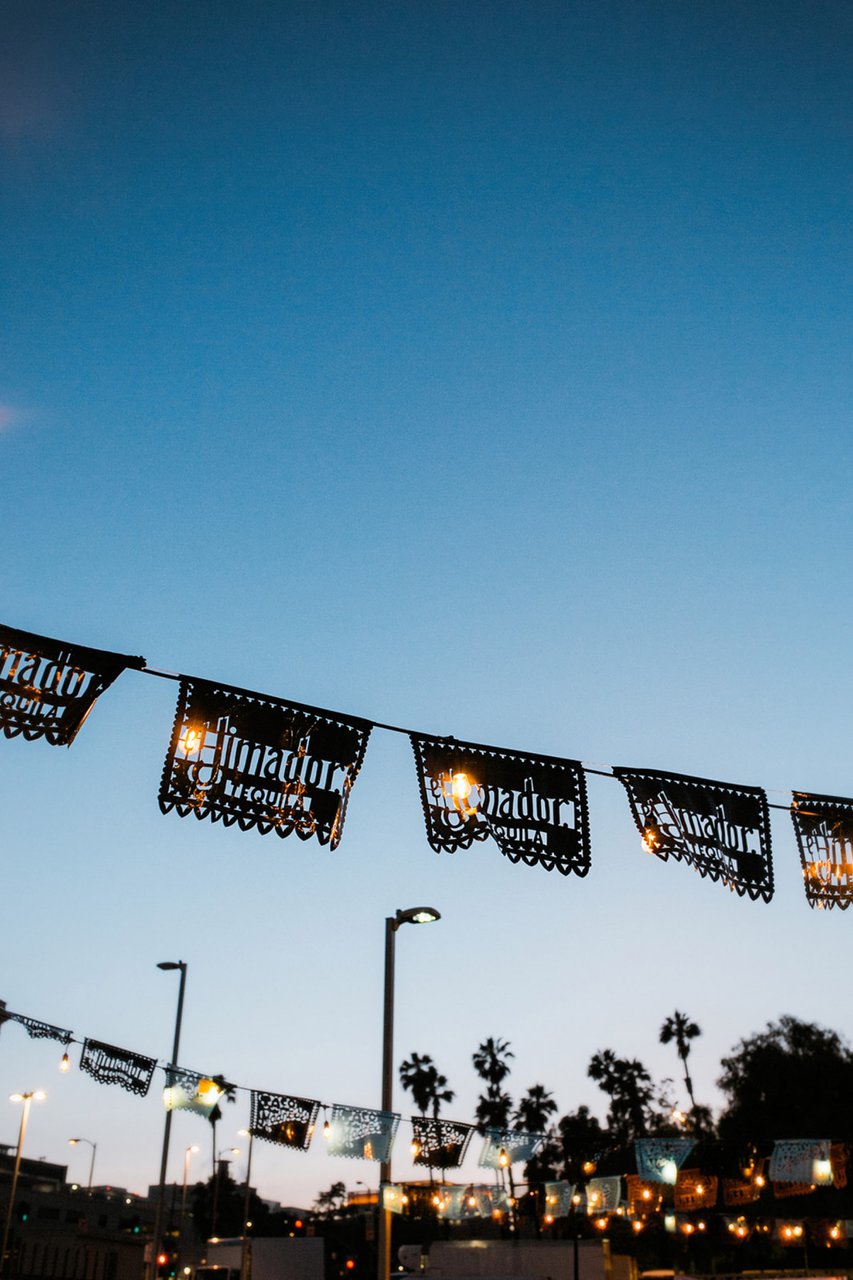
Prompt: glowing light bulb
<box><xmin>754</xmin><ymin>1174</ymin><xmax>766</xmax><ymax>1188</ymax></box>
<box><xmin>498</xmin><ymin>1147</ymin><xmax>509</xmax><ymax>1168</ymax></box>
<box><xmin>59</xmin><ymin>1052</ymin><xmax>70</xmax><ymax>1073</ymax></box>
<box><xmin>323</xmin><ymin>1119</ymin><xmax>331</xmax><ymax>1139</ymax></box>
<box><xmin>179</xmin><ymin>726</ymin><xmax>203</xmax><ymax>755</ymax></box>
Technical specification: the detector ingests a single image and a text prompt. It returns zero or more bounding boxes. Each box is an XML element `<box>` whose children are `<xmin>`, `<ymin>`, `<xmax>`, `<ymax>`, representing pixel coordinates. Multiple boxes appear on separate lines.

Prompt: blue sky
<box><xmin>1</xmin><ymin>0</ymin><xmax>851</xmax><ymax>1208</ymax></box>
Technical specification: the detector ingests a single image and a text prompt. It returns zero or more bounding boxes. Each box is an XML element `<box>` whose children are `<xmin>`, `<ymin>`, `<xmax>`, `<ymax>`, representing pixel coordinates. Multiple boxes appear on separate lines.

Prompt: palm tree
<box><xmin>588</xmin><ymin>1049</ymin><xmax>656</xmax><ymax>1141</ymax></box>
<box><xmin>427</xmin><ymin>1066</ymin><xmax>455</xmax><ymax>1119</ymax></box>
<box><xmin>472</xmin><ymin>1037</ymin><xmax>514</xmax><ymax>1086</ymax></box>
<box><xmin>514</xmin><ymin>1084</ymin><xmax>557</xmax><ymax>1133</ymax></box>
<box><xmin>660</xmin><ymin>1011</ymin><xmax>701</xmax><ymax>1109</ymax></box>
<box><xmin>473</xmin><ymin>1037</ymin><xmax>515</xmax><ymax>1134</ymax></box>
<box><xmin>399</xmin><ymin>1052</ymin><xmax>437</xmax><ymax>1116</ymax></box>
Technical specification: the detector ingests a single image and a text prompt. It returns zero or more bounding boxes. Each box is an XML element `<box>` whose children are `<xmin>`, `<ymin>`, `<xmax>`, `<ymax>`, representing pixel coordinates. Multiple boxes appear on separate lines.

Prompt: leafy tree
<box><xmin>473</xmin><ymin>1037</ymin><xmax>514</xmax><ymax>1134</ymax></box>
<box><xmin>660</xmin><ymin>1010</ymin><xmax>701</xmax><ymax>1110</ymax></box>
<box><xmin>557</xmin><ymin>1105</ymin><xmax>607</xmax><ymax>1182</ymax></box>
<box><xmin>717</xmin><ymin>1015</ymin><xmax>853</xmax><ymax>1143</ymax></box>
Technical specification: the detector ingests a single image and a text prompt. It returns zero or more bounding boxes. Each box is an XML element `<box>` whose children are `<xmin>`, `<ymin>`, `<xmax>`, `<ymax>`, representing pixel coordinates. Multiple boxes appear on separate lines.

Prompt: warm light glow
<box><xmin>641</xmin><ymin>1189</ymin><xmax>652</xmax><ymax>1201</ymax></box>
<box><xmin>830</xmin><ymin>1225</ymin><xmax>841</xmax><ymax>1240</ymax></box>
<box><xmin>571</xmin><ymin>1193</ymin><xmax>582</xmax><ymax>1206</ymax></box>
<box><xmin>754</xmin><ymin>1173</ymin><xmax>766</xmax><ymax>1187</ymax></box>
<box><xmin>179</xmin><ymin>725</ymin><xmax>204</xmax><ymax>754</ymax></box>
<box><xmin>498</xmin><ymin>1147</ymin><xmax>509</xmax><ymax>1168</ymax></box>
<box><xmin>59</xmin><ymin>1053</ymin><xmax>70</xmax><ymax>1073</ymax></box>
<box><xmin>468</xmin><ymin>1197</ymin><xmax>477</xmax><ymax>1208</ymax></box>
<box><xmin>697</xmin><ymin>1220</ymin><xmax>706</xmax><ymax>1231</ymax></box>
<box><xmin>661</xmin><ymin>1159</ymin><xmax>678</xmax><ymax>1185</ymax></box>
<box><xmin>632</xmin><ymin>1221</ymin><xmax>644</xmax><ymax>1234</ymax></box>
<box><xmin>544</xmin><ymin>1214</ymin><xmax>554</xmax><ymax>1225</ymax></box>
<box><xmin>595</xmin><ymin>1217</ymin><xmax>608</xmax><ymax>1231</ymax></box>
<box><xmin>671</xmin><ymin>1107</ymin><xmax>687</xmax><ymax>1126</ymax></box>
<box><xmin>582</xmin><ymin>1159</ymin><xmax>596</xmax><ymax>1175</ymax></box>
<box><xmin>323</xmin><ymin>1119</ymin><xmax>331</xmax><ymax>1138</ymax></box>
<box><xmin>641</xmin><ymin>819</ymin><xmax>662</xmax><ymax>853</ymax></box>
<box><xmin>813</xmin><ymin>1158</ymin><xmax>833</xmax><ymax>1184</ymax></box>
<box><xmin>410</xmin><ymin>1140</ymin><xmax>420</xmax><ymax>1157</ymax></box>
<box><xmin>695</xmin><ymin>1183</ymin><xmax>705</xmax><ymax>1195</ymax></box>
<box><xmin>447</xmin><ymin>771</ymin><xmax>478</xmax><ymax>817</ymax></box>
<box><xmin>683</xmin><ymin>1223</ymin><xmax>695</xmax><ymax>1236</ymax></box>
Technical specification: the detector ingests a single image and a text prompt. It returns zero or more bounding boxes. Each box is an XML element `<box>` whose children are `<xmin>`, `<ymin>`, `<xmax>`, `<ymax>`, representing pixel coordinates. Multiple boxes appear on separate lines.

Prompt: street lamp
<box><xmin>68</xmin><ymin>1138</ymin><xmax>97</xmax><ymax>1193</ymax></box>
<box><xmin>150</xmin><ymin>961</ymin><xmax>188</xmax><ymax>1280</ymax></box>
<box><xmin>175</xmin><ymin>1146</ymin><xmax>199</xmax><ymax>1280</ymax></box>
<box><xmin>236</xmin><ymin>1130</ymin><xmax>255</xmax><ymax>1280</ymax></box>
<box><xmin>377</xmin><ymin>907</ymin><xmax>441</xmax><ymax>1280</ymax></box>
<box><xmin>1</xmin><ymin>1091</ymin><xmax>46</xmax><ymax>1279</ymax></box>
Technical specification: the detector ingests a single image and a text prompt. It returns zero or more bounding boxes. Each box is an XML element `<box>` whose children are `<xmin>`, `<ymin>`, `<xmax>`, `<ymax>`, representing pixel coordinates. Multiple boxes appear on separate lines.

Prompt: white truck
<box><xmin>196</xmin><ymin>1236</ymin><xmax>324</xmax><ymax>1280</ymax></box>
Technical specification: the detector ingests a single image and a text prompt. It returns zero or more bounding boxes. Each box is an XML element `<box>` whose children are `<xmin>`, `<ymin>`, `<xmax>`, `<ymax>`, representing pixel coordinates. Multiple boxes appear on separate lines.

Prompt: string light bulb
<box><xmin>59</xmin><ymin>1052</ymin><xmax>70</xmax><ymax>1073</ymax></box>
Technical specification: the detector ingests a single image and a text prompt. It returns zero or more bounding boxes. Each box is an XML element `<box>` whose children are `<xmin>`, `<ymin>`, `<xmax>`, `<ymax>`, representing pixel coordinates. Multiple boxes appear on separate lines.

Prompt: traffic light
<box><xmin>17</xmin><ymin>1202</ymin><xmax>30</xmax><ymax>1224</ymax></box>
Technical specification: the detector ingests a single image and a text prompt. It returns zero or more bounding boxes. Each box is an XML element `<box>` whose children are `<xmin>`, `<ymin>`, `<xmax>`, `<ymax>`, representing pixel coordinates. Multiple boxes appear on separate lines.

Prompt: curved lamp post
<box><xmin>68</xmin><ymin>1138</ymin><xmax>97</xmax><ymax>1194</ymax></box>
<box><xmin>175</xmin><ymin>1145</ymin><xmax>199</xmax><ymax>1280</ymax></box>
<box><xmin>1</xmin><ymin>1091</ymin><xmax>46</xmax><ymax>1279</ymax></box>
<box><xmin>377</xmin><ymin>907</ymin><xmax>440</xmax><ymax>1280</ymax></box>
<box><xmin>150</xmin><ymin>961</ymin><xmax>187</xmax><ymax>1280</ymax></box>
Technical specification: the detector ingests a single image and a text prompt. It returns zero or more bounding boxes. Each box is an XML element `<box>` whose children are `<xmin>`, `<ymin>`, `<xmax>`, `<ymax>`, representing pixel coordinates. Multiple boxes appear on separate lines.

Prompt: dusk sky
<box><xmin>1</xmin><ymin>0</ymin><xmax>851</xmax><ymax>1210</ymax></box>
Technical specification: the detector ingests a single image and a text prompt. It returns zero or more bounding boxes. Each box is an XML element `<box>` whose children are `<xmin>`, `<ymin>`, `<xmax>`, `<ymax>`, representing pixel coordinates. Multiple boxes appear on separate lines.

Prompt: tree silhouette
<box><xmin>399</xmin><ymin>1052</ymin><xmax>436</xmax><ymax>1116</ymax></box>
<box><xmin>514</xmin><ymin>1084</ymin><xmax>557</xmax><ymax>1133</ymax></box>
<box><xmin>718</xmin><ymin>1015</ymin><xmax>853</xmax><ymax>1143</ymax></box>
<box><xmin>312</xmin><ymin>1181</ymin><xmax>348</xmax><ymax>1218</ymax></box>
<box><xmin>588</xmin><ymin>1049</ymin><xmax>662</xmax><ymax>1142</ymax></box>
<box><xmin>472</xmin><ymin>1037</ymin><xmax>514</xmax><ymax>1134</ymax></box>
<box><xmin>660</xmin><ymin>1010</ymin><xmax>701</xmax><ymax>1110</ymax></box>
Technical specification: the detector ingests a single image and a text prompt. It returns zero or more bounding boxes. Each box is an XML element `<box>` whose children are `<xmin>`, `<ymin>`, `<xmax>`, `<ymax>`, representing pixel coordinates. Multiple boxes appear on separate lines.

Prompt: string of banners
<box><xmin>2</xmin><ymin>1004</ymin><xmax>849</xmax><ymax>1217</ymax></box>
<box><xmin>1</xmin><ymin>621</ymin><xmax>849</xmax><ymax>908</ymax></box>
<box><xmin>0</xmin><ymin>1002</ymin><xmax>487</xmax><ymax>1169</ymax></box>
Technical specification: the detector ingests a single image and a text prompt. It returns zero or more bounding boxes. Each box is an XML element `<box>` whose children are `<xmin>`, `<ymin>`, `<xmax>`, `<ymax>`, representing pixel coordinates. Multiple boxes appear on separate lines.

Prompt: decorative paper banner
<box><xmin>831</xmin><ymin>1143</ymin><xmax>848</xmax><ymax>1188</ymax></box>
<box><xmin>0</xmin><ymin>623</ymin><xmax>143</xmax><ymax>747</ymax></box>
<box><xmin>544</xmin><ymin>1182</ymin><xmax>575</xmax><ymax>1218</ymax></box>
<box><xmin>626</xmin><ymin>1176</ymin><xmax>663</xmax><ymax>1215</ymax></box>
<box><xmin>326</xmin><ymin>1105</ymin><xmax>399</xmax><ymax>1161</ymax></box>
<box><xmin>635</xmin><ymin>1138</ymin><xmax>695</xmax><ymax>1184</ymax></box>
<box><xmin>614</xmin><ymin>766</ymin><xmax>773</xmax><ymax>902</ymax></box>
<box><xmin>478</xmin><ymin>1127</ymin><xmax>544</xmax><ymax>1169</ymax></box>
<box><xmin>79</xmin><ymin>1039</ymin><xmax>156</xmax><ymax>1097</ymax></box>
<box><xmin>410</xmin><ymin>734</ymin><xmax>591</xmax><ymax>876</ymax></box>
<box><xmin>438</xmin><ymin>1186</ymin><xmax>508</xmax><ymax>1218</ymax></box>
<box><xmin>411</xmin><ymin>1117</ymin><xmax>474</xmax><ymax>1169</ymax></box>
<box><xmin>159</xmin><ymin>677</ymin><xmax>371</xmax><ymax>848</ymax></box>
<box><xmin>791</xmin><ymin>793</ymin><xmax>853</xmax><ymax>910</ymax></box>
<box><xmin>773</xmin><ymin>1179</ymin><xmax>815</xmax><ymax>1198</ymax></box>
<box><xmin>381</xmin><ymin>1184</ymin><xmax>406</xmax><ymax>1214</ymax></box>
<box><xmin>163</xmin><ymin>1067</ymin><xmax>224</xmax><ymax>1116</ymax></box>
<box><xmin>769</xmin><ymin>1139</ymin><xmax>831</xmax><ymax>1184</ymax></box>
<box><xmin>674</xmin><ymin>1170</ymin><xmax>718</xmax><ymax>1211</ymax></box>
<box><xmin>723</xmin><ymin>1176</ymin><xmax>761</xmax><ymax>1207</ymax></box>
<box><xmin>250</xmin><ymin>1090</ymin><xmax>320</xmax><ymax>1150</ymax></box>
<box><xmin>587</xmin><ymin>1176</ymin><xmax>621</xmax><ymax>1213</ymax></box>
<box><xmin>9</xmin><ymin>1013</ymin><xmax>73</xmax><ymax>1045</ymax></box>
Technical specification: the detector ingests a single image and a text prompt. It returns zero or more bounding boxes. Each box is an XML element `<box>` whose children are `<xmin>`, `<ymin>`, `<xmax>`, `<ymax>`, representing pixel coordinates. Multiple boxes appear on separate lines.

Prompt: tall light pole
<box><xmin>237</xmin><ymin>1129</ymin><xmax>254</xmax><ymax>1280</ymax></box>
<box><xmin>175</xmin><ymin>1145</ymin><xmax>199</xmax><ymax>1280</ymax></box>
<box><xmin>1</xmin><ymin>1091</ymin><xmax>46</xmax><ymax>1279</ymax></box>
<box><xmin>150</xmin><ymin>961</ymin><xmax>187</xmax><ymax>1280</ymax></box>
<box><xmin>68</xmin><ymin>1138</ymin><xmax>97</xmax><ymax>1193</ymax></box>
<box><xmin>377</xmin><ymin>907</ymin><xmax>440</xmax><ymax>1280</ymax></box>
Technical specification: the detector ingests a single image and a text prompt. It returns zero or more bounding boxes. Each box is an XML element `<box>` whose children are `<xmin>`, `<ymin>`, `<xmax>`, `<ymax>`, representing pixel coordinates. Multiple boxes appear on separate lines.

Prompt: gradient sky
<box><xmin>1</xmin><ymin>0</ymin><xmax>851</xmax><ymax>1211</ymax></box>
